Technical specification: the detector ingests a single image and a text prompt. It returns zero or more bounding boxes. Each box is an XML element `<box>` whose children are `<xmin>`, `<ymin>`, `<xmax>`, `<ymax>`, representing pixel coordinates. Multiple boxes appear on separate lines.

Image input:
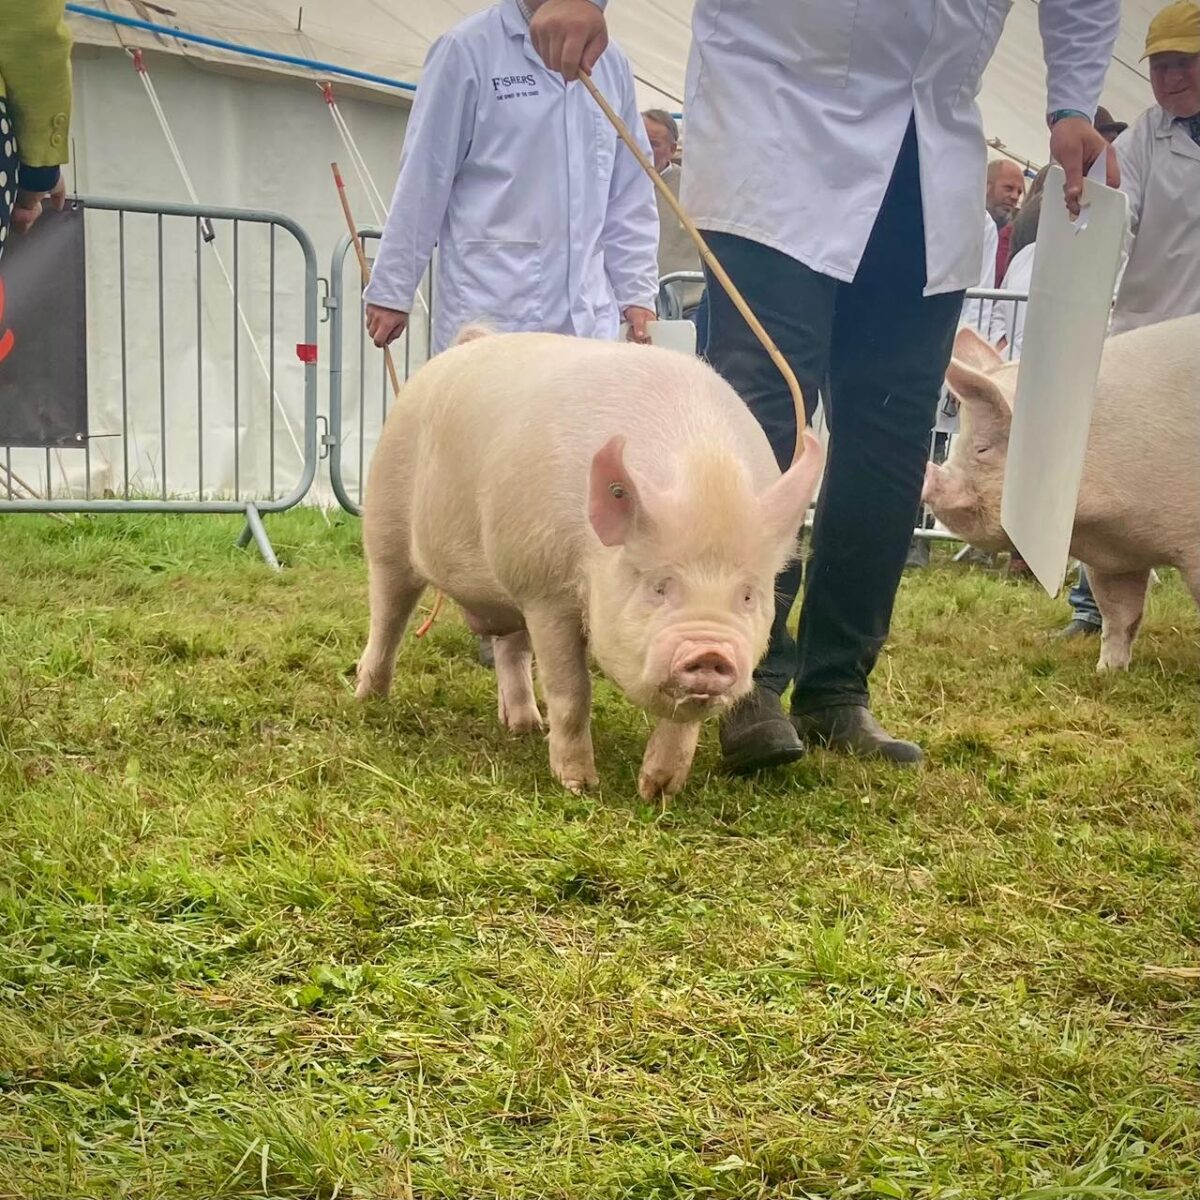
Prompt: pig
<box><xmin>923</xmin><ymin>315</ymin><xmax>1200</xmax><ymax>671</ymax></box>
<box><xmin>355</xmin><ymin>328</ymin><xmax>824</xmax><ymax>799</ymax></box>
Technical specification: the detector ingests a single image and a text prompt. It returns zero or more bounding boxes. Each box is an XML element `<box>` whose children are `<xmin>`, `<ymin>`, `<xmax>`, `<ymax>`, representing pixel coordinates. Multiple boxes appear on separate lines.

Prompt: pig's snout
<box><xmin>670</xmin><ymin>646</ymin><xmax>738</xmax><ymax>699</ymax></box>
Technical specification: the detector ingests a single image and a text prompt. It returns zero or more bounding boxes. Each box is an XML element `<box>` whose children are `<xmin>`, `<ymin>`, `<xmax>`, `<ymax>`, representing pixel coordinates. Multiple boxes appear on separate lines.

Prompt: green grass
<box><xmin>1</xmin><ymin>510</ymin><xmax>1197</xmax><ymax>1200</ymax></box>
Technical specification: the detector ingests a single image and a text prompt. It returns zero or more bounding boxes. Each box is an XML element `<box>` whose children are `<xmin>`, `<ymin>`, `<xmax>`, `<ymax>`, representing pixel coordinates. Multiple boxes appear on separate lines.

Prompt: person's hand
<box><xmin>1049</xmin><ymin>116</ymin><xmax>1119</xmax><ymax>217</ymax></box>
<box><xmin>623</xmin><ymin>305</ymin><xmax>656</xmax><ymax>345</ymax></box>
<box><xmin>11</xmin><ymin>174</ymin><xmax>66</xmax><ymax>235</ymax></box>
<box><xmin>530</xmin><ymin>0</ymin><xmax>608</xmax><ymax>82</ymax></box>
<box><xmin>366</xmin><ymin>303</ymin><xmax>408</xmax><ymax>348</ymax></box>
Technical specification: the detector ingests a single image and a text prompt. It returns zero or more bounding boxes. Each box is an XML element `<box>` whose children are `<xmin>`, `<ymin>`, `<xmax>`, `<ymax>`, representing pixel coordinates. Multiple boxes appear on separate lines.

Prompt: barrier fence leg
<box><xmin>238</xmin><ymin>503</ymin><xmax>281</xmax><ymax>571</ymax></box>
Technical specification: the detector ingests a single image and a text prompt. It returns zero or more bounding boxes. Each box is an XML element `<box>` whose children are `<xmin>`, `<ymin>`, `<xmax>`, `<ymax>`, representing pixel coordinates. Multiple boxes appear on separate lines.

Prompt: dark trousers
<box><xmin>702</xmin><ymin>122</ymin><xmax>964</xmax><ymax>712</ymax></box>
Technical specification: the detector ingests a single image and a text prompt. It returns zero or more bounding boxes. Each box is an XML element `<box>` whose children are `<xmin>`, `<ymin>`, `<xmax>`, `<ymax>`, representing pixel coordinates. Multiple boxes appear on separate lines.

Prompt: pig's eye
<box><xmin>739</xmin><ymin>585</ymin><xmax>758</xmax><ymax>611</ymax></box>
<box><xmin>647</xmin><ymin>575</ymin><xmax>675</xmax><ymax>604</ymax></box>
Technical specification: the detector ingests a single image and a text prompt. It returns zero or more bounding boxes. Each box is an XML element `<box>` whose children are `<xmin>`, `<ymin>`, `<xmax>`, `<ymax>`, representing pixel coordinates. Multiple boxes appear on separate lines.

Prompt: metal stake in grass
<box><xmin>331</xmin><ymin>161</ymin><xmax>444</xmax><ymax>638</ymax></box>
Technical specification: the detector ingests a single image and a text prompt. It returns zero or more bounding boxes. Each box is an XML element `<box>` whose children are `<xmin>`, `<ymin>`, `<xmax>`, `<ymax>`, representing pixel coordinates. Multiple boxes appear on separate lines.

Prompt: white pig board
<box><xmin>1001</xmin><ymin>162</ymin><xmax>1128</xmax><ymax>597</ymax></box>
<box><xmin>617</xmin><ymin>319</ymin><xmax>698</xmax><ymax>356</ymax></box>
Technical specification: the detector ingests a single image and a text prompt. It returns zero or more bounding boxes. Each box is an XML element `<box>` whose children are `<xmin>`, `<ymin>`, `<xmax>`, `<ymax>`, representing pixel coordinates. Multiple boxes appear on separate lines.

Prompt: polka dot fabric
<box><xmin>0</xmin><ymin>98</ymin><xmax>16</xmax><ymax>264</ymax></box>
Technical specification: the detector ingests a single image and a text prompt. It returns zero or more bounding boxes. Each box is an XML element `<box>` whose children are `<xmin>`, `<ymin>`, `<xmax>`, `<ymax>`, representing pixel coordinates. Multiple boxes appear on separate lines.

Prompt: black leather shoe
<box><xmin>719</xmin><ymin>687</ymin><xmax>805</xmax><ymax>775</ymax></box>
<box><xmin>792</xmin><ymin>704</ymin><xmax>923</xmax><ymax>765</ymax></box>
<box><xmin>1055</xmin><ymin>618</ymin><xmax>1101</xmax><ymax>640</ymax></box>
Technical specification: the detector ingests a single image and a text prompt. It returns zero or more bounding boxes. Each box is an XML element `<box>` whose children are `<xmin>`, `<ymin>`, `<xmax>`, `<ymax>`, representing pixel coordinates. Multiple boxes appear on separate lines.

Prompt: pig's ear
<box><xmin>946</xmin><ymin>359</ymin><xmax>1012</xmax><ymax>441</ymax></box>
<box><xmin>589</xmin><ymin>436</ymin><xmax>656</xmax><ymax>546</ymax></box>
<box><xmin>758</xmin><ymin>430</ymin><xmax>826</xmax><ymax>544</ymax></box>
<box><xmin>953</xmin><ymin>326</ymin><xmax>1004</xmax><ymax>374</ymax></box>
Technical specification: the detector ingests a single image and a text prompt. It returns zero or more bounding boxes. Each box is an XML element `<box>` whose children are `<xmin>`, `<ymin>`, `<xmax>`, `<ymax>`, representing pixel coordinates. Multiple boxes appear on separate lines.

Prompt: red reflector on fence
<box><xmin>295</xmin><ymin>343</ymin><xmax>318</xmax><ymax>363</ymax></box>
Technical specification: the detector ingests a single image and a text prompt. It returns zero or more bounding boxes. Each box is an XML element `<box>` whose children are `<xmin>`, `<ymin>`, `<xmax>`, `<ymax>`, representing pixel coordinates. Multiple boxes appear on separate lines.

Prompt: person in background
<box><xmin>0</xmin><ymin>0</ymin><xmax>73</xmax><ymax>260</ymax></box>
<box><xmin>1061</xmin><ymin>0</ymin><xmax>1200</xmax><ymax>639</ymax></box>
<box><xmin>365</xmin><ymin>0</ymin><xmax>659</xmax><ymax>357</ymax></box>
<box><xmin>531</xmin><ymin>0</ymin><xmax>1118</xmax><ymax>771</ymax></box>
<box><xmin>988</xmin><ymin>164</ymin><xmax>1051</xmax><ymax>358</ymax></box>
<box><xmin>1094</xmin><ymin>105</ymin><xmax>1129</xmax><ymax>144</ymax></box>
<box><xmin>986</xmin><ymin>159</ymin><xmax>1027</xmax><ymax>285</ymax></box>
<box><xmin>642</xmin><ymin>108</ymin><xmax>706</xmax><ymax>344</ymax></box>
<box><xmin>365</xmin><ymin>0</ymin><xmax>659</xmax><ymax>668</ymax></box>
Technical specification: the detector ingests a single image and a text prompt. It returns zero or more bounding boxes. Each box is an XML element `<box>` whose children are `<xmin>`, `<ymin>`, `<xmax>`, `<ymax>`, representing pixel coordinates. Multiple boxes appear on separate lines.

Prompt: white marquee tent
<box><xmin>6</xmin><ymin>1</ymin><xmax>1164</xmax><ymax>505</ymax></box>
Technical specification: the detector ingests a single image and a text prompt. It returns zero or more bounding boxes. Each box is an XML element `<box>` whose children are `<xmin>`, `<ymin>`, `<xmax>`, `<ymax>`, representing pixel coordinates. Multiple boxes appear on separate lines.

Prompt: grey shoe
<box><xmin>1055</xmin><ymin>619</ymin><xmax>1101</xmax><ymax>640</ymax></box>
<box><xmin>792</xmin><ymin>704</ymin><xmax>923</xmax><ymax>765</ymax></box>
<box><xmin>719</xmin><ymin>687</ymin><xmax>806</xmax><ymax>775</ymax></box>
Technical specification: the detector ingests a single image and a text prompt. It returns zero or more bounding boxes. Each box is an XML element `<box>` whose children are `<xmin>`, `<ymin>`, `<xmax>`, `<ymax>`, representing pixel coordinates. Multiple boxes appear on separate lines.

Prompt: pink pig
<box><xmin>924</xmin><ymin>317</ymin><xmax>1200</xmax><ymax>671</ymax></box>
<box><xmin>355</xmin><ymin>328</ymin><xmax>824</xmax><ymax>798</ymax></box>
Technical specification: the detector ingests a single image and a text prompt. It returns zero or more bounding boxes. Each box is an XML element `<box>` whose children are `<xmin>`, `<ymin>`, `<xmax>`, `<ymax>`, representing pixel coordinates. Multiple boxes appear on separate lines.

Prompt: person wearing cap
<box><xmin>1060</xmin><ymin>0</ymin><xmax>1200</xmax><ymax>640</ymax></box>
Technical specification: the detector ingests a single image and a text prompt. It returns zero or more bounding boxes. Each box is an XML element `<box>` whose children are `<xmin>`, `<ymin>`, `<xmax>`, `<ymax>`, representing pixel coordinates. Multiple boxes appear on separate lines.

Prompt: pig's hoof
<box><xmin>354</xmin><ymin>664</ymin><xmax>391</xmax><ymax>700</ymax></box>
<box><xmin>1096</xmin><ymin>657</ymin><xmax>1131</xmax><ymax>673</ymax></box>
<box><xmin>637</xmin><ymin>764</ymin><xmax>690</xmax><ymax>803</ymax></box>
<box><xmin>554</xmin><ymin>762</ymin><xmax>599</xmax><ymax>794</ymax></box>
<box><xmin>500</xmin><ymin>701</ymin><xmax>544</xmax><ymax>734</ymax></box>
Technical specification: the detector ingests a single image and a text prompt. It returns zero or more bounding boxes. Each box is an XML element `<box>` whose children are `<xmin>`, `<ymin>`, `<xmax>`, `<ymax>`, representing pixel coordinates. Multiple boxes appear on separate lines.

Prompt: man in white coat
<box><xmin>1062</xmin><ymin>0</ymin><xmax>1200</xmax><ymax>638</ymax></box>
<box><xmin>364</xmin><ymin>0</ymin><xmax>659</xmax><ymax>356</ymax></box>
<box><xmin>531</xmin><ymin>0</ymin><xmax>1118</xmax><ymax>772</ymax></box>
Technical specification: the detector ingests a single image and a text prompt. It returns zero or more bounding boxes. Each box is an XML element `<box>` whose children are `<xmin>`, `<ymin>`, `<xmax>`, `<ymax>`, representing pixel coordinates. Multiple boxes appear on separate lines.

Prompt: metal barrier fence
<box><xmin>0</xmin><ymin>197</ymin><xmax>319</xmax><ymax>569</ymax></box>
<box><xmin>326</xmin><ymin>229</ymin><xmax>433</xmax><ymax>516</ymax></box>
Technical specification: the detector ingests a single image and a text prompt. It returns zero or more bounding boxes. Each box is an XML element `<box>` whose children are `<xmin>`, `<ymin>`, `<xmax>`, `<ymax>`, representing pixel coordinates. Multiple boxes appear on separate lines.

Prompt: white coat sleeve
<box><xmin>363</xmin><ymin>34</ymin><xmax>477</xmax><ymax>314</ymax></box>
<box><xmin>1038</xmin><ymin>0</ymin><xmax>1120</xmax><ymax>116</ymax></box>
<box><xmin>598</xmin><ymin>62</ymin><xmax>661</xmax><ymax>312</ymax></box>
<box><xmin>960</xmin><ymin>212</ymin><xmax>998</xmax><ymax>335</ymax></box>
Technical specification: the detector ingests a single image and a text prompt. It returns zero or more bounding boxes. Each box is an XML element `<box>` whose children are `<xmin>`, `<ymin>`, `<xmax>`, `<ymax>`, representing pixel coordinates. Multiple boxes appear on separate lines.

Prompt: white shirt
<box><xmin>960</xmin><ymin>212</ymin><xmax>999</xmax><ymax>335</ymax></box>
<box><xmin>988</xmin><ymin>242</ymin><xmax>1036</xmax><ymax>359</ymax></box>
<box><xmin>679</xmin><ymin>0</ymin><xmax>1119</xmax><ymax>297</ymax></box>
<box><xmin>1110</xmin><ymin>106</ymin><xmax>1200</xmax><ymax>336</ymax></box>
<box><xmin>366</xmin><ymin>0</ymin><xmax>659</xmax><ymax>353</ymax></box>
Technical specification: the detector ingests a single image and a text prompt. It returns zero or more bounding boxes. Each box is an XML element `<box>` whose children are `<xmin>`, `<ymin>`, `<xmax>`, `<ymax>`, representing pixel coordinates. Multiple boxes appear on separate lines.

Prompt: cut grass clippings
<box><xmin>0</xmin><ymin>510</ymin><xmax>1198</xmax><ymax>1199</ymax></box>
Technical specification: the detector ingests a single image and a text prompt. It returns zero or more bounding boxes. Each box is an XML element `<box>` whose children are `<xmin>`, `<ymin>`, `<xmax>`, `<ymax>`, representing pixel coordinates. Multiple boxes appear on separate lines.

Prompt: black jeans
<box><xmin>702</xmin><ymin>122</ymin><xmax>964</xmax><ymax>713</ymax></box>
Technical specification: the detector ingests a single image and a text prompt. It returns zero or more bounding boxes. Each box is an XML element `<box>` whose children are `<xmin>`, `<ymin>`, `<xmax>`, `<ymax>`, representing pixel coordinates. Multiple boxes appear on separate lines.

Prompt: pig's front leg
<box><xmin>494</xmin><ymin>629</ymin><xmax>542</xmax><ymax>733</ymax></box>
<box><xmin>524</xmin><ymin>605</ymin><xmax>598</xmax><ymax>793</ymax></box>
<box><xmin>1089</xmin><ymin>567</ymin><xmax>1151</xmax><ymax>672</ymax></box>
<box><xmin>638</xmin><ymin>719</ymin><xmax>702</xmax><ymax>802</ymax></box>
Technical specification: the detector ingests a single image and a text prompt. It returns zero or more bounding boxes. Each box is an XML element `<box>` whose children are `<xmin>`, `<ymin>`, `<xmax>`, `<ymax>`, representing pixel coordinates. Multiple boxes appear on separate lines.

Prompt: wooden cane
<box><xmin>331</xmin><ymin>162</ymin><xmax>443</xmax><ymax>638</ymax></box>
<box><xmin>578</xmin><ymin>71</ymin><xmax>810</xmax><ymax>462</ymax></box>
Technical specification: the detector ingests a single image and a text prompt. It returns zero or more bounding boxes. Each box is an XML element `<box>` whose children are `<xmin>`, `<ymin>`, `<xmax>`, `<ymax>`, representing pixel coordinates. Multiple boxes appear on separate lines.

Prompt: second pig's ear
<box><xmin>945</xmin><ymin>358</ymin><xmax>1012</xmax><ymax>443</ymax></box>
<box><xmin>953</xmin><ymin>325</ymin><xmax>1004</xmax><ymax>373</ymax></box>
<box><xmin>588</xmin><ymin>436</ymin><xmax>660</xmax><ymax>547</ymax></box>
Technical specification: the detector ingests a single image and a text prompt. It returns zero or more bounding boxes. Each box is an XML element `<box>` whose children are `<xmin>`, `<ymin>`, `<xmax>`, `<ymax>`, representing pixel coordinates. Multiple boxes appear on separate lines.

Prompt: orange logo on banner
<box><xmin>0</xmin><ymin>277</ymin><xmax>14</xmax><ymax>363</ymax></box>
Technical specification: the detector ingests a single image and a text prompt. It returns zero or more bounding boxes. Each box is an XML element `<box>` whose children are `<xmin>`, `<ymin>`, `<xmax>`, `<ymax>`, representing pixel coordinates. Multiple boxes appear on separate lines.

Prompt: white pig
<box><xmin>355</xmin><ymin>328</ymin><xmax>824</xmax><ymax>798</ymax></box>
<box><xmin>923</xmin><ymin>316</ymin><xmax>1200</xmax><ymax>671</ymax></box>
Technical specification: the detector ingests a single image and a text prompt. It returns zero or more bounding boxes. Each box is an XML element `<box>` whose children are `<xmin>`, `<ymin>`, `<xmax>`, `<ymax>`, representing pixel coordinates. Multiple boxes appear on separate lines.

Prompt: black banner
<box><xmin>0</xmin><ymin>202</ymin><xmax>88</xmax><ymax>448</ymax></box>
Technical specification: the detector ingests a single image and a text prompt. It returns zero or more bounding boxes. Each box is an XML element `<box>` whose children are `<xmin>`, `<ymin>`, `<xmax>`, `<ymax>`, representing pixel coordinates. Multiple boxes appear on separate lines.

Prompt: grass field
<box><xmin>1</xmin><ymin>510</ymin><xmax>1197</xmax><ymax>1200</ymax></box>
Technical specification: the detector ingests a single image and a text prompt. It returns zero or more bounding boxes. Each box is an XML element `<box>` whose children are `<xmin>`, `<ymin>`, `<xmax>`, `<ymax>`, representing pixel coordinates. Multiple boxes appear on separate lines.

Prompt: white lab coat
<box><xmin>960</xmin><ymin>212</ymin><xmax>999</xmax><ymax>335</ymax></box>
<box><xmin>680</xmin><ymin>0</ymin><xmax>1119</xmax><ymax>297</ymax></box>
<box><xmin>366</xmin><ymin>0</ymin><xmax>659</xmax><ymax>353</ymax></box>
<box><xmin>1110</xmin><ymin>106</ymin><xmax>1200</xmax><ymax>336</ymax></box>
<box><xmin>988</xmin><ymin>242</ymin><xmax>1036</xmax><ymax>358</ymax></box>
